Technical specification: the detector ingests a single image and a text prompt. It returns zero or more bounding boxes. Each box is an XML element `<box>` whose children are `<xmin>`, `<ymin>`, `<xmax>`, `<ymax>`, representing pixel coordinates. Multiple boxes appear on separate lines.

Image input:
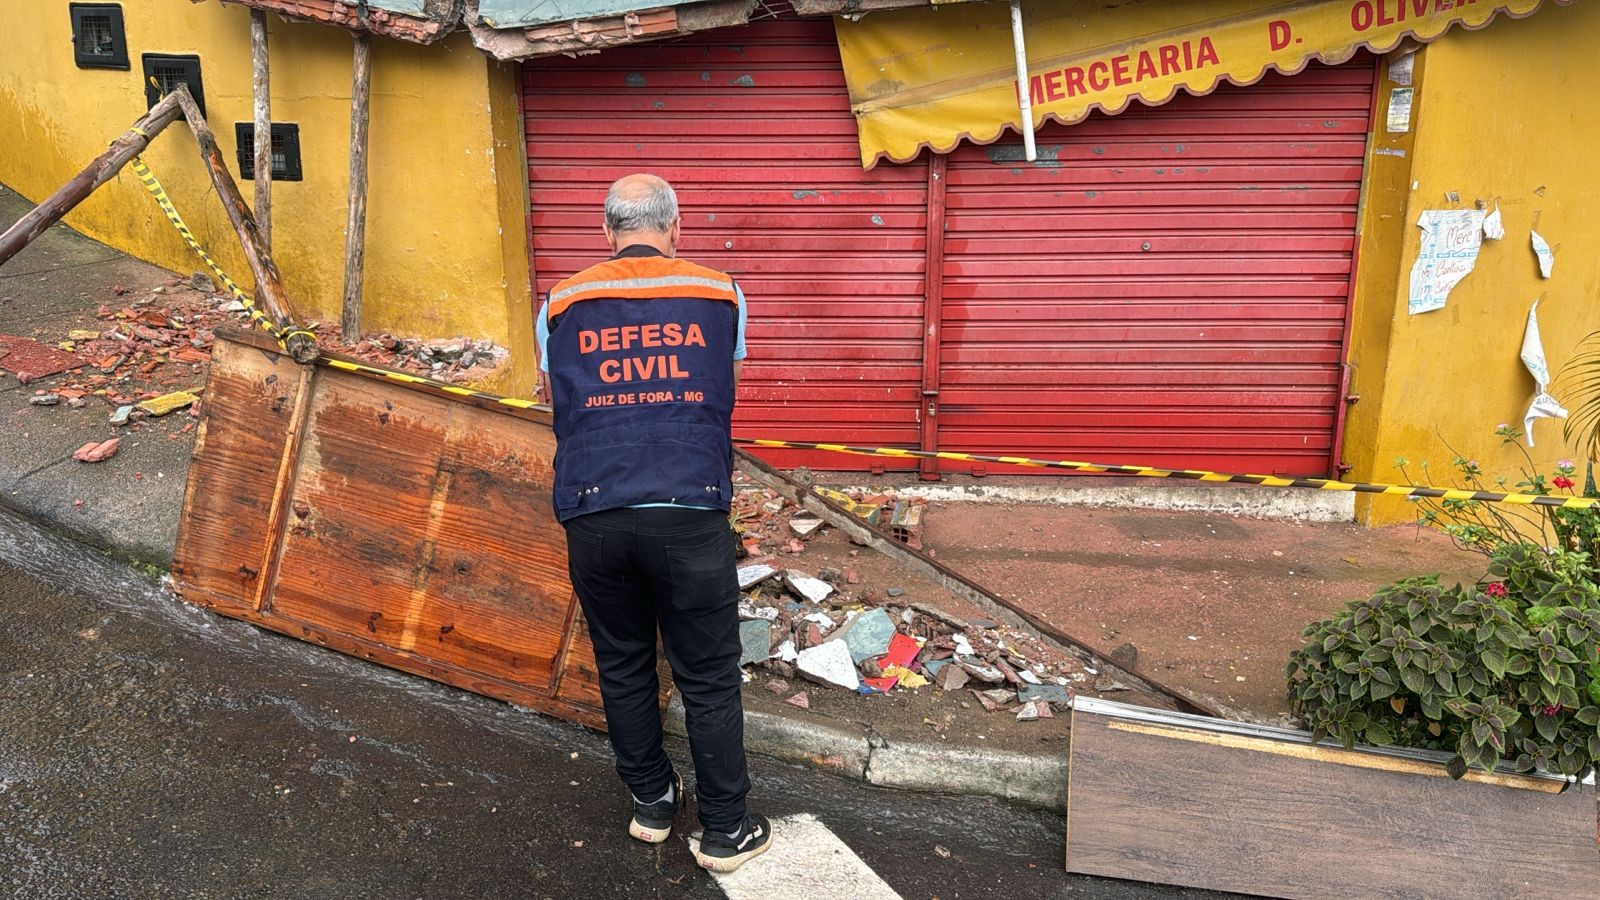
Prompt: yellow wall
<box><xmin>0</xmin><ymin>1</ymin><xmax>535</xmax><ymax>395</ymax></box>
<box><xmin>1344</xmin><ymin>2</ymin><xmax>1600</xmax><ymax>524</ymax></box>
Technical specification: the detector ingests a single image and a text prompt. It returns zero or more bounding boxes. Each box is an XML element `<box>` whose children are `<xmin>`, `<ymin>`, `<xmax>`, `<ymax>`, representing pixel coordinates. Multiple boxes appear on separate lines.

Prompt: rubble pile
<box><xmin>732</xmin><ymin>487</ymin><xmax>1108</xmax><ymax>720</ymax></box>
<box><xmin>341</xmin><ymin>333</ymin><xmax>508</xmax><ymax>380</ymax></box>
<box><xmin>4</xmin><ymin>274</ymin><xmax>510</xmax><ymax>445</ymax></box>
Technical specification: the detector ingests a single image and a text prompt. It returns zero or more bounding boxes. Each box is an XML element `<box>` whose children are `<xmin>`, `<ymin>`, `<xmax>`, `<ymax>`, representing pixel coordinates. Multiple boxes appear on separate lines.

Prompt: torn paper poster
<box><xmin>1531</xmin><ymin>230</ymin><xmax>1556</xmax><ymax>278</ymax></box>
<box><xmin>1385</xmin><ymin>87</ymin><xmax>1414</xmax><ymax>133</ymax></box>
<box><xmin>1408</xmin><ymin>209</ymin><xmax>1486</xmax><ymax>315</ymax></box>
<box><xmin>1483</xmin><ymin>204</ymin><xmax>1505</xmax><ymax>241</ymax></box>
<box><xmin>1520</xmin><ymin>300</ymin><xmax>1568</xmax><ymax>447</ymax></box>
<box><xmin>1388</xmin><ymin>51</ymin><xmax>1415</xmax><ymax>86</ymax></box>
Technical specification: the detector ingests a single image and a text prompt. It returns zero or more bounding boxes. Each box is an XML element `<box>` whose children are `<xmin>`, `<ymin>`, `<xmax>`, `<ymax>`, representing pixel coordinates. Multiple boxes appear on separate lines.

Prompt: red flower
<box><xmin>1540</xmin><ymin>705</ymin><xmax>1562</xmax><ymax>716</ymax></box>
<box><xmin>1553</xmin><ymin>475</ymin><xmax>1575</xmax><ymax>490</ymax></box>
<box><xmin>1485</xmin><ymin>582</ymin><xmax>1508</xmax><ymax>598</ymax></box>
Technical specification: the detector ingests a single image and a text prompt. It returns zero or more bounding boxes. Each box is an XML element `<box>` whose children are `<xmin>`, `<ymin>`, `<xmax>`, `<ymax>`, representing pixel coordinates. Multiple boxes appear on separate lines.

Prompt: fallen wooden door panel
<box><xmin>172</xmin><ymin>326</ymin><xmax>667</xmax><ymax>730</ymax></box>
<box><xmin>1066</xmin><ymin>698</ymin><xmax>1600</xmax><ymax>899</ymax></box>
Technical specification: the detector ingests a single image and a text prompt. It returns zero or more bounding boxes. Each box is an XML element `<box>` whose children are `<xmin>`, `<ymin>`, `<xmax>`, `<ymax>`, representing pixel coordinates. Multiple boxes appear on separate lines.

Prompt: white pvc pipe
<box><xmin>1010</xmin><ymin>0</ymin><xmax>1037</xmax><ymax>162</ymax></box>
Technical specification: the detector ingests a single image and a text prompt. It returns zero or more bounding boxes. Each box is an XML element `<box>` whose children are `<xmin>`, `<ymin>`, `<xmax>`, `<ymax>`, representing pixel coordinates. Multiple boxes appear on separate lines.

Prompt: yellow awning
<box><xmin>837</xmin><ymin>0</ymin><xmax>1572</xmax><ymax>167</ymax></box>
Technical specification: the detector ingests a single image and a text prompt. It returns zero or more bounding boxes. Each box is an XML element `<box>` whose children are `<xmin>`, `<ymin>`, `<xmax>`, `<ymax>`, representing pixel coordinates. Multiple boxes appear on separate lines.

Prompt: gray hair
<box><xmin>605</xmin><ymin>178</ymin><xmax>680</xmax><ymax>234</ymax></box>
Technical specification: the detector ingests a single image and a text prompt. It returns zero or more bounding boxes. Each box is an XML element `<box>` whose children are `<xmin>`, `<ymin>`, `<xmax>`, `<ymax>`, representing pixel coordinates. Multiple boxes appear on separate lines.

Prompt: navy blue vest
<box><xmin>545</xmin><ymin>248</ymin><xmax>740</xmax><ymax>522</ymax></box>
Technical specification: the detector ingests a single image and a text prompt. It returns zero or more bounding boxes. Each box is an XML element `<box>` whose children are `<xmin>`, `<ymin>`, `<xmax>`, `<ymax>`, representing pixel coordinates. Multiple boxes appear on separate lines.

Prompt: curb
<box><xmin>665</xmin><ymin>694</ymin><xmax>1068</xmax><ymax>812</ymax></box>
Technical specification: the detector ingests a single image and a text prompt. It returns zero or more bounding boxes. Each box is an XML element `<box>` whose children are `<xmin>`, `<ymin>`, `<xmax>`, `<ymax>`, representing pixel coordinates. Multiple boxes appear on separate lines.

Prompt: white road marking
<box><xmin>689</xmin><ymin>813</ymin><xmax>902</xmax><ymax>900</ymax></box>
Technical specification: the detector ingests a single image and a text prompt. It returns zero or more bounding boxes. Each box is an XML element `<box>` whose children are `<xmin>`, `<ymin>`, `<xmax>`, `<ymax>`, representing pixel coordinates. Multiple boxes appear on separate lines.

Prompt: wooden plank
<box><xmin>171</xmin><ymin>329</ymin><xmax>624</xmax><ymax>729</ymax></box>
<box><xmin>170</xmin><ymin>339</ymin><xmax>310</xmax><ymax>608</ymax></box>
<box><xmin>1065</xmin><ymin>698</ymin><xmax>1600</xmax><ymax>898</ymax></box>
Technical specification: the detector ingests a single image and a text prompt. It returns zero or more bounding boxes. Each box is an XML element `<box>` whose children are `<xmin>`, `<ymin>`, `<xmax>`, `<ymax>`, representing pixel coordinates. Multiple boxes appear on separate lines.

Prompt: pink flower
<box><xmin>1558</xmin><ymin>459</ymin><xmax>1574</xmax><ymax>470</ymax></box>
<box><xmin>1485</xmin><ymin>582</ymin><xmax>1508</xmax><ymax>598</ymax></box>
<box><xmin>1540</xmin><ymin>705</ymin><xmax>1562</xmax><ymax>716</ymax></box>
<box><xmin>1553</xmin><ymin>475</ymin><xmax>1575</xmax><ymax>490</ymax></box>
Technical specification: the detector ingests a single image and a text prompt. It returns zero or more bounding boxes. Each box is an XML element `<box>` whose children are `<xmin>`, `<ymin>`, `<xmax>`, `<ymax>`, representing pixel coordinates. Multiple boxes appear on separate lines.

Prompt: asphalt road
<box><xmin>0</xmin><ymin>507</ymin><xmax>1223</xmax><ymax>899</ymax></box>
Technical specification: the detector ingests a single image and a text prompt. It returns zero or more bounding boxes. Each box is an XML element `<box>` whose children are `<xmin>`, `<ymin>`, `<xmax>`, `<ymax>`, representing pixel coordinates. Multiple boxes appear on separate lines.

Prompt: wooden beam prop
<box><xmin>168</xmin><ymin>89</ymin><xmax>317</xmax><ymax>364</ymax></box>
<box><xmin>341</xmin><ymin>30</ymin><xmax>372</xmax><ymax>342</ymax></box>
<box><xmin>250</xmin><ymin>8</ymin><xmax>272</xmax><ymax>249</ymax></box>
<box><xmin>170</xmin><ymin>324</ymin><xmax>662</xmax><ymax>731</ymax></box>
<box><xmin>0</xmin><ymin>85</ymin><xmax>313</xmax><ymax>363</ymax></box>
<box><xmin>734</xmin><ymin>449</ymin><xmax>1219</xmax><ymax>717</ymax></box>
<box><xmin>0</xmin><ymin>92</ymin><xmax>185</xmax><ymax>266</ymax></box>
<box><xmin>1065</xmin><ymin>697</ymin><xmax>1600</xmax><ymax>898</ymax></box>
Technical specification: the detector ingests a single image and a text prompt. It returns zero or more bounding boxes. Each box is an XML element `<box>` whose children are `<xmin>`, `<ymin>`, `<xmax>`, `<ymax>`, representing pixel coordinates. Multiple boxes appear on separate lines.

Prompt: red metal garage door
<box><xmin>522</xmin><ymin>19</ymin><xmax>927</xmax><ymax>471</ymax></box>
<box><xmin>937</xmin><ymin>59</ymin><xmax>1374</xmax><ymax>477</ymax></box>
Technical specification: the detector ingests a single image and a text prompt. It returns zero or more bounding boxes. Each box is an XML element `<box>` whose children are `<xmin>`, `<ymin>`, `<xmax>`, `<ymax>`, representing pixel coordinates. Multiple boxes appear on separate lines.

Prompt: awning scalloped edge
<box><xmin>857</xmin><ymin>0</ymin><xmax>1574</xmax><ymax>169</ymax></box>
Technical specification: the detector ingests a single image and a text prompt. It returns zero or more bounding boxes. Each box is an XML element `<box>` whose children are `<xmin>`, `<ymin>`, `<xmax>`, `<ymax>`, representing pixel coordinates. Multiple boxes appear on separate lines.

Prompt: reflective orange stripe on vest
<box><xmin>547</xmin><ymin>256</ymin><xmax>738</xmax><ymax>318</ymax></box>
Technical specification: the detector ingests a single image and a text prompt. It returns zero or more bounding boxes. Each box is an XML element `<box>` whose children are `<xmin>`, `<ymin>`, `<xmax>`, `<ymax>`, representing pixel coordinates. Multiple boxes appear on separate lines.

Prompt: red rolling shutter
<box><xmin>937</xmin><ymin>58</ymin><xmax>1374</xmax><ymax>477</ymax></box>
<box><xmin>522</xmin><ymin>19</ymin><xmax>927</xmax><ymax>471</ymax></box>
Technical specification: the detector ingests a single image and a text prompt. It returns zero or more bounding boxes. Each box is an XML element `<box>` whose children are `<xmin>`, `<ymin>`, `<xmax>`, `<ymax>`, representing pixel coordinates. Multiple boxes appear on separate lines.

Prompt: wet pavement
<box><xmin>0</xmin><ymin>508</ymin><xmax>1221</xmax><ymax>899</ymax></box>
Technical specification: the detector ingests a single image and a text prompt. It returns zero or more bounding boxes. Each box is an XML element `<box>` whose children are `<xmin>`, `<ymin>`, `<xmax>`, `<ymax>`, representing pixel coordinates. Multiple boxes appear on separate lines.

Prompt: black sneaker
<box><xmin>629</xmin><ymin>770</ymin><xmax>683</xmax><ymax>844</ymax></box>
<box><xmin>695</xmin><ymin>813</ymin><xmax>774</xmax><ymax>873</ymax></box>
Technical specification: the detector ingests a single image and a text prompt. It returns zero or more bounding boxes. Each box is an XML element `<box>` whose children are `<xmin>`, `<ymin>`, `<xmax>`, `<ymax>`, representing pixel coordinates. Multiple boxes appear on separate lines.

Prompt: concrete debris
<box><xmin>788</xmin><ymin>515</ymin><xmax>824</xmax><ymax>539</ymax></box>
<box><xmin>1016</xmin><ymin>702</ymin><xmax>1040</xmax><ymax>722</ymax></box>
<box><xmin>843</xmin><ymin>607</ymin><xmax>895</xmax><ymax>663</ymax></box>
<box><xmin>1094</xmin><ymin>675</ymin><xmax>1131</xmax><ymax>693</ymax></box>
<box><xmin>136</xmin><ymin>390</ymin><xmax>199</xmax><ymax>417</ymax></box>
<box><xmin>802</xmin><ymin>611</ymin><xmax>836</xmax><ymax>634</ymax></box>
<box><xmin>189</xmin><ymin>271</ymin><xmax>218</xmax><ymax>293</ymax></box>
<box><xmin>737</xmin><ymin>562</ymin><xmax>778</xmax><ymax>590</ymax></box>
<box><xmin>936</xmin><ymin>663</ymin><xmax>970</xmax><ymax>692</ymax></box>
<box><xmin>739</xmin><ymin>620</ymin><xmax>772</xmax><ymax>667</ymax></box>
<box><xmin>766</xmin><ymin>679</ymin><xmax>790</xmax><ymax>695</ymax></box>
<box><xmin>956</xmin><ymin>656</ymin><xmax>1006</xmax><ymax>684</ymax></box>
<box><xmin>785</xmin><ymin>572</ymin><xmax>834</xmax><ymax>604</ymax></box>
<box><xmin>72</xmin><ymin>438</ymin><xmax>120</xmax><ymax>463</ymax></box>
<box><xmin>723</xmin><ymin>481</ymin><xmax>1093</xmax><ymax>713</ymax></box>
<box><xmin>1018</xmin><ymin>683</ymin><xmax>1072</xmax><ymax>705</ymax></box>
<box><xmin>784</xmin><ymin>692</ymin><xmax>810</xmax><ymax>710</ymax></box>
<box><xmin>108</xmin><ymin>405</ymin><xmax>135</xmax><ymax>426</ymax></box>
<box><xmin>887</xmin><ymin>499</ymin><xmax>926</xmax><ymax>549</ymax></box>
<box><xmin>28</xmin><ymin>394</ymin><xmax>60</xmax><ymax>406</ymax></box>
<box><xmin>796</xmin><ymin>640</ymin><xmax>860</xmax><ymax>691</ymax></box>
<box><xmin>1109</xmin><ymin>641</ymin><xmax>1139</xmax><ymax>669</ymax></box>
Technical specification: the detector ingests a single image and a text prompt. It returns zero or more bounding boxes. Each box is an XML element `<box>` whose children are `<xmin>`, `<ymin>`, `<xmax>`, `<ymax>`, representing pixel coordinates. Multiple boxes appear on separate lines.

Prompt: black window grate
<box><xmin>142</xmin><ymin>54</ymin><xmax>206</xmax><ymax>117</ymax></box>
<box><xmin>78</xmin><ymin>16</ymin><xmax>114</xmax><ymax>57</ymax></box>
<box><xmin>234</xmin><ymin>123</ymin><xmax>304</xmax><ymax>182</ymax></box>
<box><xmin>70</xmin><ymin>4</ymin><xmax>128</xmax><ymax>70</ymax></box>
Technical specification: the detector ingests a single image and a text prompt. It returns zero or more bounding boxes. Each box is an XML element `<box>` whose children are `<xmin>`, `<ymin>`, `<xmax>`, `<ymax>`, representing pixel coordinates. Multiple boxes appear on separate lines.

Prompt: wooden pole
<box><xmin>341</xmin><ymin>31</ymin><xmax>372</xmax><ymax>342</ymax></box>
<box><xmin>169</xmin><ymin>87</ymin><xmax>318</xmax><ymax>364</ymax></box>
<box><xmin>250</xmin><ymin>8</ymin><xmax>272</xmax><ymax>249</ymax></box>
<box><xmin>0</xmin><ymin>92</ymin><xmax>184</xmax><ymax>266</ymax></box>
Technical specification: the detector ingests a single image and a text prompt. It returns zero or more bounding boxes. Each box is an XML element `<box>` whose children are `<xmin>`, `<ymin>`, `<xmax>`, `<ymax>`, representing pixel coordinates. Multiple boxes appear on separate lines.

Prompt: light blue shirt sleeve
<box><xmin>537</xmin><ymin>284</ymin><xmax>746</xmax><ymax>373</ymax></box>
<box><xmin>536</xmin><ymin>298</ymin><xmax>550</xmax><ymax>373</ymax></box>
<box><xmin>734</xmin><ymin>283</ymin><xmax>748</xmax><ymax>361</ymax></box>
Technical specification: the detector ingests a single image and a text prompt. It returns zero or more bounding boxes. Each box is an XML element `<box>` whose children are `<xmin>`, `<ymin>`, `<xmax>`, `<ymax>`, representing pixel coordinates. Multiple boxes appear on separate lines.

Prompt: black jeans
<box><xmin>563</xmin><ymin>506</ymin><xmax>750</xmax><ymax>832</ymax></box>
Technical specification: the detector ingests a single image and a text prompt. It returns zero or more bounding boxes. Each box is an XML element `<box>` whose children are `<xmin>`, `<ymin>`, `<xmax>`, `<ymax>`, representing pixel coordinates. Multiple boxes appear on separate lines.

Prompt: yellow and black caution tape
<box><xmin>126</xmin><ymin>156</ymin><xmax>1597</xmax><ymax>512</ymax></box>
<box><xmin>737</xmin><ymin>439</ymin><xmax>1600</xmax><ymax>510</ymax></box>
<box><xmin>128</xmin><ymin>153</ymin><xmax>315</xmax><ymax>351</ymax></box>
<box><xmin>319</xmin><ymin>357</ymin><xmax>542</xmax><ymax>409</ymax></box>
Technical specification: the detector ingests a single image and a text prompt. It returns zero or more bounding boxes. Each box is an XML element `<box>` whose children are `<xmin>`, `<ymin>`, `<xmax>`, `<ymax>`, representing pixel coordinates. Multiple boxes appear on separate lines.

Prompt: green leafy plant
<box><xmin>1562</xmin><ymin>330</ymin><xmax>1600</xmax><ymax>463</ymax></box>
<box><xmin>1398</xmin><ymin>425</ymin><xmax>1600</xmax><ymax>566</ymax></box>
<box><xmin>1287</xmin><ymin>543</ymin><xmax>1600</xmax><ymax>781</ymax></box>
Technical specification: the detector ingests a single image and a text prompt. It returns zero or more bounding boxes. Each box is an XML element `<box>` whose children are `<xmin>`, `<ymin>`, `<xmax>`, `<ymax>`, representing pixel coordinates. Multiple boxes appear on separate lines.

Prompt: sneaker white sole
<box><xmin>630</xmin><ymin>817</ymin><xmax>672</xmax><ymax>844</ymax></box>
<box><xmin>695</xmin><ymin>832</ymin><xmax>774</xmax><ymax>873</ymax></box>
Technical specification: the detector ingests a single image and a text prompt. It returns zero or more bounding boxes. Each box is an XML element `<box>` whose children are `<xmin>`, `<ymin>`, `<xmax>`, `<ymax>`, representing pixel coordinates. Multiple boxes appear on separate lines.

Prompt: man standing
<box><xmin>537</xmin><ymin>174</ymin><xmax>773</xmax><ymax>873</ymax></box>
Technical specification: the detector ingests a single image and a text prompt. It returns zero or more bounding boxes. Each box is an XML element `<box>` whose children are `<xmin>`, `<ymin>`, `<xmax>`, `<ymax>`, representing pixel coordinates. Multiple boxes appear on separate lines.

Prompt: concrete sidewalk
<box><xmin>1</xmin><ymin>185</ymin><xmax>197</xmax><ymax>566</ymax></box>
